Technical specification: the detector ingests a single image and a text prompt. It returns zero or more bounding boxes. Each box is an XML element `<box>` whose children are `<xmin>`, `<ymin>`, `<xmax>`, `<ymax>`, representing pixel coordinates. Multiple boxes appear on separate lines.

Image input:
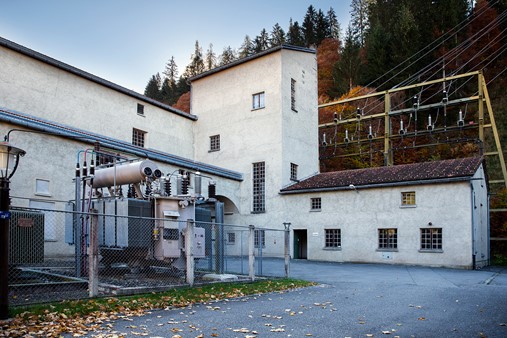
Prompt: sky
<box><xmin>0</xmin><ymin>0</ymin><xmax>351</xmax><ymax>94</ymax></box>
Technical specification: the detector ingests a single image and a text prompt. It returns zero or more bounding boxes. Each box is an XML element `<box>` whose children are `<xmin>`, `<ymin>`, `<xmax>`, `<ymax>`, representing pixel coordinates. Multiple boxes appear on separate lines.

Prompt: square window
<box><xmin>227</xmin><ymin>232</ymin><xmax>236</xmax><ymax>244</ymax></box>
<box><xmin>254</xmin><ymin>229</ymin><xmax>265</xmax><ymax>248</ymax></box>
<box><xmin>378</xmin><ymin>228</ymin><xmax>398</xmax><ymax>249</ymax></box>
<box><xmin>132</xmin><ymin>128</ymin><xmax>146</xmax><ymax>147</ymax></box>
<box><xmin>325</xmin><ymin>229</ymin><xmax>341</xmax><ymax>248</ymax></box>
<box><xmin>252</xmin><ymin>92</ymin><xmax>265</xmax><ymax>110</ymax></box>
<box><xmin>210</xmin><ymin>135</ymin><xmax>220</xmax><ymax>152</ymax></box>
<box><xmin>290</xmin><ymin>163</ymin><xmax>298</xmax><ymax>181</ymax></box>
<box><xmin>137</xmin><ymin>103</ymin><xmax>145</xmax><ymax>116</ymax></box>
<box><xmin>311</xmin><ymin>197</ymin><xmax>321</xmax><ymax>211</ymax></box>
<box><xmin>420</xmin><ymin>228</ymin><xmax>442</xmax><ymax>250</ymax></box>
<box><xmin>401</xmin><ymin>191</ymin><xmax>416</xmax><ymax>206</ymax></box>
<box><xmin>35</xmin><ymin>179</ymin><xmax>50</xmax><ymax>195</ymax></box>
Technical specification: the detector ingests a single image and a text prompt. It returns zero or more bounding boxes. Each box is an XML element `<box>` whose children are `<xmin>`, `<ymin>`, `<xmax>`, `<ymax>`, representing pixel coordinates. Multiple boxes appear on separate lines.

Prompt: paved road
<box><xmin>75</xmin><ymin>261</ymin><xmax>507</xmax><ymax>337</ymax></box>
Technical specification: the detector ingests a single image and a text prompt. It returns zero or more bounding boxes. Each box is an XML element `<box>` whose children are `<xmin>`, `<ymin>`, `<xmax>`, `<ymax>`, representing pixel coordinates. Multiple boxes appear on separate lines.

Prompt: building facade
<box><xmin>0</xmin><ymin>36</ymin><xmax>489</xmax><ymax>268</ymax></box>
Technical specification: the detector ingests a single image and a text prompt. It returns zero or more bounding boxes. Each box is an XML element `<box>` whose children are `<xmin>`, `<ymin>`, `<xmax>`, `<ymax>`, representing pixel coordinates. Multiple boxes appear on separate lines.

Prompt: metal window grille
<box><xmin>227</xmin><ymin>232</ymin><xmax>236</xmax><ymax>244</ymax></box>
<box><xmin>421</xmin><ymin>228</ymin><xmax>442</xmax><ymax>250</ymax></box>
<box><xmin>252</xmin><ymin>162</ymin><xmax>265</xmax><ymax>212</ymax></box>
<box><xmin>137</xmin><ymin>103</ymin><xmax>144</xmax><ymax>115</ymax></box>
<box><xmin>311</xmin><ymin>197</ymin><xmax>321</xmax><ymax>211</ymax></box>
<box><xmin>401</xmin><ymin>191</ymin><xmax>416</xmax><ymax>205</ymax></box>
<box><xmin>290</xmin><ymin>163</ymin><xmax>298</xmax><ymax>181</ymax></box>
<box><xmin>291</xmin><ymin>78</ymin><xmax>296</xmax><ymax>111</ymax></box>
<box><xmin>210</xmin><ymin>134</ymin><xmax>220</xmax><ymax>151</ymax></box>
<box><xmin>254</xmin><ymin>229</ymin><xmax>265</xmax><ymax>248</ymax></box>
<box><xmin>325</xmin><ymin>229</ymin><xmax>341</xmax><ymax>248</ymax></box>
<box><xmin>132</xmin><ymin>128</ymin><xmax>146</xmax><ymax>147</ymax></box>
<box><xmin>378</xmin><ymin>228</ymin><xmax>398</xmax><ymax>249</ymax></box>
<box><xmin>252</xmin><ymin>92</ymin><xmax>265</xmax><ymax>110</ymax></box>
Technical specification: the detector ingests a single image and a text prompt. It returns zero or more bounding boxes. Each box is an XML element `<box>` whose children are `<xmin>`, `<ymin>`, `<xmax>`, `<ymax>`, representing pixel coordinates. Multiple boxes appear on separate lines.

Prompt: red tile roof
<box><xmin>280</xmin><ymin>157</ymin><xmax>483</xmax><ymax>194</ymax></box>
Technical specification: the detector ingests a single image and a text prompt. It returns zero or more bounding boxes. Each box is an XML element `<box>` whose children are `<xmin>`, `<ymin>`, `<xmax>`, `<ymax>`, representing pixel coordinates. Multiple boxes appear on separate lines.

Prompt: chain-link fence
<box><xmin>8</xmin><ymin>204</ymin><xmax>290</xmax><ymax>306</ymax></box>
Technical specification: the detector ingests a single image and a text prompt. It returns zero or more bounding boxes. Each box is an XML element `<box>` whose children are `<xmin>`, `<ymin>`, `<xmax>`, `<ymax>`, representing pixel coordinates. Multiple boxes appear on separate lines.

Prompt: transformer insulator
<box><xmin>164</xmin><ymin>179</ymin><xmax>171</xmax><ymax>196</ymax></box>
<box><xmin>181</xmin><ymin>176</ymin><xmax>189</xmax><ymax>195</ymax></box>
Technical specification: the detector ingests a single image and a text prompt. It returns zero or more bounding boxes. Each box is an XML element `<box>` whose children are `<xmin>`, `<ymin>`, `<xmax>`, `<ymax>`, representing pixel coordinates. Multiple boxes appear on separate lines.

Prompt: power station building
<box><xmin>0</xmin><ymin>36</ymin><xmax>489</xmax><ymax>269</ymax></box>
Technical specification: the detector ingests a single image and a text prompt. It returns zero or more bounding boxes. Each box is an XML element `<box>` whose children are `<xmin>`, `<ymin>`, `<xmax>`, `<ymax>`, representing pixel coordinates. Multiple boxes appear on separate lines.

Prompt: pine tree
<box><xmin>287</xmin><ymin>18</ymin><xmax>305</xmax><ymax>46</ymax></box>
<box><xmin>302</xmin><ymin>5</ymin><xmax>317</xmax><ymax>47</ymax></box>
<box><xmin>219</xmin><ymin>46</ymin><xmax>237</xmax><ymax>65</ymax></box>
<box><xmin>254</xmin><ymin>28</ymin><xmax>270</xmax><ymax>52</ymax></box>
<box><xmin>163</xmin><ymin>56</ymin><xmax>178</xmax><ymax>87</ymax></box>
<box><xmin>333</xmin><ymin>25</ymin><xmax>363</xmax><ymax>95</ymax></box>
<box><xmin>205</xmin><ymin>43</ymin><xmax>217</xmax><ymax>71</ymax></box>
<box><xmin>350</xmin><ymin>0</ymin><xmax>371</xmax><ymax>46</ymax></box>
<box><xmin>315</xmin><ymin>9</ymin><xmax>329</xmax><ymax>45</ymax></box>
<box><xmin>144</xmin><ymin>73</ymin><xmax>162</xmax><ymax>101</ymax></box>
<box><xmin>239</xmin><ymin>35</ymin><xmax>254</xmax><ymax>58</ymax></box>
<box><xmin>184</xmin><ymin>41</ymin><xmax>205</xmax><ymax>78</ymax></box>
<box><xmin>270</xmin><ymin>23</ymin><xmax>286</xmax><ymax>47</ymax></box>
<box><xmin>327</xmin><ymin>7</ymin><xmax>341</xmax><ymax>40</ymax></box>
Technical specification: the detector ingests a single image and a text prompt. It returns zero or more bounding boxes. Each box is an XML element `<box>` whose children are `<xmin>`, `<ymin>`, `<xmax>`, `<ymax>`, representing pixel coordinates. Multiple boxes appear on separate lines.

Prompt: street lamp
<box><xmin>0</xmin><ymin>141</ymin><xmax>25</xmax><ymax>319</ymax></box>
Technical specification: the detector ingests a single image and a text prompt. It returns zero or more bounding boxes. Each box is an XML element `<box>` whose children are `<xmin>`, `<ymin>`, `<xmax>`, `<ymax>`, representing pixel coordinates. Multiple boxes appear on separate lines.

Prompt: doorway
<box><xmin>293</xmin><ymin>229</ymin><xmax>307</xmax><ymax>259</ymax></box>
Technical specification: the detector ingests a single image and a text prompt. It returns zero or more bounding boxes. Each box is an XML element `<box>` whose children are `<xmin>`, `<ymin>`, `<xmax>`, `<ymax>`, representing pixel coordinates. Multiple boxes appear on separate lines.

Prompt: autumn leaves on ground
<box><xmin>0</xmin><ymin>279</ymin><xmax>314</xmax><ymax>337</ymax></box>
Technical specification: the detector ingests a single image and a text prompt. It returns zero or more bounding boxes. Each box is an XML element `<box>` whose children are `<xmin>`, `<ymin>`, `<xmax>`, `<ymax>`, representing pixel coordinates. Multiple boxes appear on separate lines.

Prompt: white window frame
<box><xmin>132</xmin><ymin>128</ymin><xmax>146</xmax><ymax>147</ymax></box>
<box><xmin>252</xmin><ymin>92</ymin><xmax>265</xmax><ymax>110</ymax></box>
<box><xmin>310</xmin><ymin>197</ymin><xmax>321</xmax><ymax>211</ymax></box>
<box><xmin>325</xmin><ymin>228</ymin><xmax>341</xmax><ymax>249</ymax></box>
<box><xmin>35</xmin><ymin>179</ymin><xmax>51</xmax><ymax>196</ymax></box>
<box><xmin>401</xmin><ymin>191</ymin><xmax>416</xmax><ymax>207</ymax></box>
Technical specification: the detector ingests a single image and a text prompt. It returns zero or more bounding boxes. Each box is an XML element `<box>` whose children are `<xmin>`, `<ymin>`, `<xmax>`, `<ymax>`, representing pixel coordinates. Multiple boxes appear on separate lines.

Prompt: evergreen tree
<box><xmin>254</xmin><ymin>28</ymin><xmax>270</xmax><ymax>52</ymax></box>
<box><xmin>184</xmin><ymin>41</ymin><xmax>205</xmax><ymax>78</ymax></box>
<box><xmin>205</xmin><ymin>43</ymin><xmax>217</xmax><ymax>71</ymax></box>
<box><xmin>270</xmin><ymin>23</ymin><xmax>286</xmax><ymax>47</ymax></box>
<box><xmin>219</xmin><ymin>46</ymin><xmax>237</xmax><ymax>65</ymax></box>
<box><xmin>302</xmin><ymin>5</ymin><xmax>317</xmax><ymax>47</ymax></box>
<box><xmin>144</xmin><ymin>73</ymin><xmax>162</xmax><ymax>100</ymax></box>
<box><xmin>163</xmin><ymin>56</ymin><xmax>178</xmax><ymax>87</ymax></box>
<box><xmin>239</xmin><ymin>35</ymin><xmax>254</xmax><ymax>58</ymax></box>
<box><xmin>350</xmin><ymin>0</ymin><xmax>371</xmax><ymax>46</ymax></box>
<box><xmin>315</xmin><ymin>9</ymin><xmax>330</xmax><ymax>45</ymax></box>
<box><xmin>287</xmin><ymin>18</ymin><xmax>305</xmax><ymax>46</ymax></box>
<box><xmin>333</xmin><ymin>25</ymin><xmax>363</xmax><ymax>95</ymax></box>
<box><xmin>160</xmin><ymin>78</ymin><xmax>176</xmax><ymax>105</ymax></box>
<box><xmin>327</xmin><ymin>7</ymin><xmax>341</xmax><ymax>41</ymax></box>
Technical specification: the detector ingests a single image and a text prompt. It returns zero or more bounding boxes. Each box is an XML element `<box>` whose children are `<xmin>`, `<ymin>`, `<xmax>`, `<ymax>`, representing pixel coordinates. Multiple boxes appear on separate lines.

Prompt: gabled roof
<box><xmin>0</xmin><ymin>107</ymin><xmax>242</xmax><ymax>181</ymax></box>
<box><xmin>190</xmin><ymin>44</ymin><xmax>316</xmax><ymax>82</ymax></box>
<box><xmin>0</xmin><ymin>36</ymin><xmax>197</xmax><ymax>121</ymax></box>
<box><xmin>280</xmin><ymin>157</ymin><xmax>483</xmax><ymax>194</ymax></box>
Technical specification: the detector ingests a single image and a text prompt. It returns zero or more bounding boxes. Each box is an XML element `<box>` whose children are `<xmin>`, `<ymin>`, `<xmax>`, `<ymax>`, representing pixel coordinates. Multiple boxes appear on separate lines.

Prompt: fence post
<box><xmin>88</xmin><ymin>209</ymin><xmax>99</xmax><ymax>297</ymax></box>
<box><xmin>186</xmin><ymin>219</ymin><xmax>195</xmax><ymax>286</ymax></box>
<box><xmin>283</xmin><ymin>222</ymin><xmax>291</xmax><ymax>278</ymax></box>
<box><xmin>248</xmin><ymin>224</ymin><xmax>255</xmax><ymax>281</ymax></box>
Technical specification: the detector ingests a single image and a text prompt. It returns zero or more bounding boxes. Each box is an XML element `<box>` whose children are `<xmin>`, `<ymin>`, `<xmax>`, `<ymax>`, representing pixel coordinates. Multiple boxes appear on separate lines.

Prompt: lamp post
<box><xmin>0</xmin><ymin>141</ymin><xmax>25</xmax><ymax>319</ymax></box>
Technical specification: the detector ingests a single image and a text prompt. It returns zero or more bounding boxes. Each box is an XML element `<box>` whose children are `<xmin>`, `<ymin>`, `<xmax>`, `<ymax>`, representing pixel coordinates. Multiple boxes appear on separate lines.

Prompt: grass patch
<box><xmin>11</xmin><ymin>278</ymin><xmax>314</xmax><ymax>319</ymax></box>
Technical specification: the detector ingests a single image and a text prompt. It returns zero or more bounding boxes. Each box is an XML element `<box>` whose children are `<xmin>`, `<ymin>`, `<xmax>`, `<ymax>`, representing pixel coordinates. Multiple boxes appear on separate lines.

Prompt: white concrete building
<box><xmin>0</xmin><ymin>36</ymin><xmax>489</xmax><ymax>268</ymax></box>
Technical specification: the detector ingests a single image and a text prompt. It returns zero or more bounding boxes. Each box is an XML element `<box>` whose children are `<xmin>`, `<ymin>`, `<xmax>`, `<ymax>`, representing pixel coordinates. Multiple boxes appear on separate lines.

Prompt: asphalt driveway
<box><xmin>74</xmin><ymin>261</ymin><xmax>507</xmax><ymax>337</ymax></box>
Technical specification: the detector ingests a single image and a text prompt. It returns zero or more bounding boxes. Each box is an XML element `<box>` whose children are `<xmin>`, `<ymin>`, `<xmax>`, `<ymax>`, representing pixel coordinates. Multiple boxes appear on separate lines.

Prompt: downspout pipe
<box><xmin>470</xmin><ymin>181</ymin><xmax>476</xmax><ymax>270</ymax></box>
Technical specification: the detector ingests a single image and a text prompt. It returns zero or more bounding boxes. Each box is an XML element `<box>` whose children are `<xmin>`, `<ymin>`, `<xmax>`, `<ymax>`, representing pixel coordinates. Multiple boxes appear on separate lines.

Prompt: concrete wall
<box><xmin>279</xmin><ymin>181</ymin><xmax>479</xmax><ymax>268</ymax></box>
<box><xmin>0</xmin><ymin>45</ymin><xmax>195</xmax><ymax>158</ymax></box>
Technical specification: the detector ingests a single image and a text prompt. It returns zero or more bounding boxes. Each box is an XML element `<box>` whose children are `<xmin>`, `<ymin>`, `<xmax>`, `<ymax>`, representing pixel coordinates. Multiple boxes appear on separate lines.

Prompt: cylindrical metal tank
<box><xmin>92</xmin><ymin>160</ymin><xmax>159</xmax><ymax>188</ymax></box>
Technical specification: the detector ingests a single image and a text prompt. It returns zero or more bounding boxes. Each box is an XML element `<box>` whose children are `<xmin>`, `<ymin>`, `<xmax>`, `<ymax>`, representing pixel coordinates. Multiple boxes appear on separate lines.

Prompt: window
<box><xmin>325</xmin><ymin>229</ymin><xmax>341</xmax><ymax>248</ymax></box>
<box><xmin>227</xmin><ymin>232</ymin><xmax>236</xmax><ymax>245</ymax></box>
<box><xmin>290</xmin><ymin>163</ymin><xmax>298</xmax><ymax>181</ymax></box>
<box><xmin>378</xmin><ymin>228</ymin><xmax>398</xmax><ymax>250</ymax></box>
<box><xmin>421</xmin><ymin>228</ymin><xmax>442</xmax><ymax>251</ymax></box>
<box><xmin>311</xmin><ymin>197</ymin><xmax>321</xmax><ymax>211</ymax></box>
<box><xmin>35</xmin><ymin>179</ymin><xmax>50</xmax><ymax>196</ymax></box>
<box><xmin>254</xmin><ymin>229</ymin><xmax>265</xmax><ymax>248</ymax></box>
<box><xmin>252</xmin><ymin>92</ymin><xmax>265</xmax><ymax>110</ymax></box>
<box><xmin>401</xmin><ymin>191</ymin><xmax>416</xmax><ymax>206</ymax></box>
<box><xmin>209</xmin><ymin>134</ymin><xmax>220</xmax><ymax>152</ymax></box>
<box><xmin>252</xmin><ymin>162</ymin><xmax>265</xmax><ymax>212</ymax></box>
<box><xmin>291</xmin><ymin>78</ymin><xmax>297</xmax><ymax>111</ymax></box>
<box><xmin>137</xmin><ymin>103</ymin><xmax>144</xmax><ymax>116</ymax></box>
<box><xmin>132</xmin><ymin>128</ymin><xmax>146</xmax><ymax>147</ymax></box>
